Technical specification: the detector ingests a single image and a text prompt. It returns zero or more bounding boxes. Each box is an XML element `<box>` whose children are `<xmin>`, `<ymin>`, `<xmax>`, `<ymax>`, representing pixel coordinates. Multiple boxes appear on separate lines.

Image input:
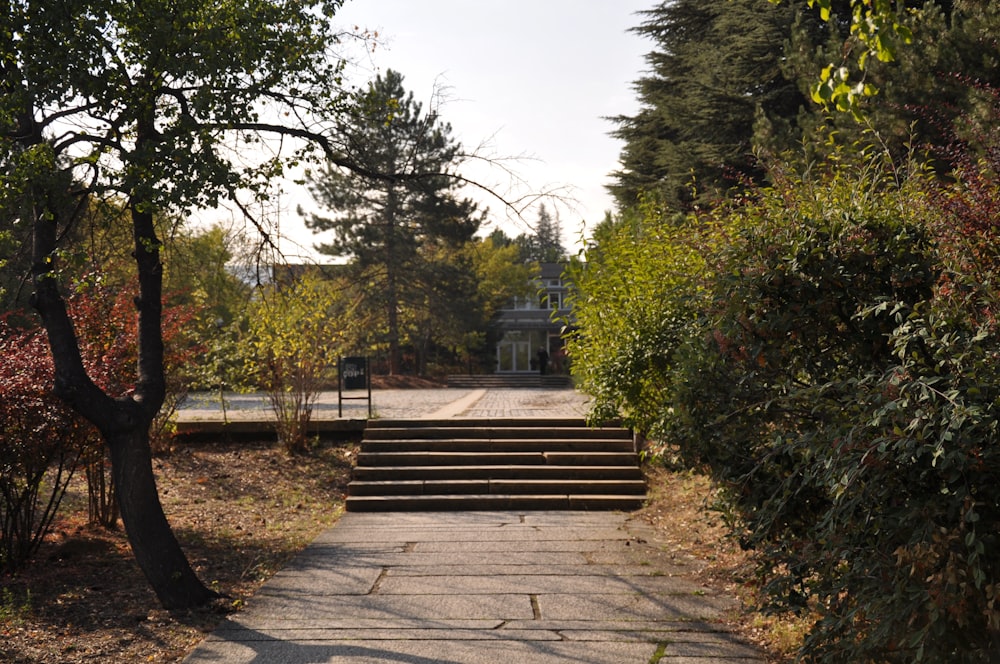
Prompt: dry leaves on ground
<box><xmin>0</xmin><ymin>439</ymin><xmax>358</xmax><ymax>663</ymax></box>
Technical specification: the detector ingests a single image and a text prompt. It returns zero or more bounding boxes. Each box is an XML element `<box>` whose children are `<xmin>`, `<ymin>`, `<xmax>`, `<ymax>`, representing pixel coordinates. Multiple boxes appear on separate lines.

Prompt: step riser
<box><xmin>346</xmin><ymin>495</ymin><xmax>645</xmax><ymax>512</ymax></box>
<box><xmin>364</xmin><ymin>429</ymin><xmax>632</xmax><ymax>441</ymax></box>
<box><xmin>352</xmin><ymin>466</ymin><xmax>644</xmax><ymax>481</ymax></box>
<box><xmin>359</xmin><ymin>440</ymin><xmax>635</xmax><ymax>453</ymax></box>
<box><xmin>356</xmin><ymin>452</ymin><xmax>639</xmax><ymax>467</ymax></box>
<box><xmin>366</xmin><ymin>418</ymin><xmax>622</xmax><ymax>429</ymax></box>
<box><xmin>349</xmin><ymin>480</ymin><xmax>647</xmax><ymax>496</ymax></box>
<box><xmin>446</xmin><ymin>375</ymin><xmax>573</xmax><ymax>389</ymax></box>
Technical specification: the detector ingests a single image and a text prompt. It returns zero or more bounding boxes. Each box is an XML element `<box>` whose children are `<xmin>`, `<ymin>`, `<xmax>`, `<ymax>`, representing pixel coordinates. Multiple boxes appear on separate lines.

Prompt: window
<box><xmin>540</xmin><ymin>291</ymin><xmax>562</xmax><ymax>310</ymax></box>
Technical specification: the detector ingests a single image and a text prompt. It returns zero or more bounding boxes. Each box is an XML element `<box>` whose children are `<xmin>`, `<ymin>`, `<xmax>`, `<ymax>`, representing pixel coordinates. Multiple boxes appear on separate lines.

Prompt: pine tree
<box><xmin>517</xmin><ymin>204</ymin><xmax>566</xmax><ymax>263</ymax></box>
<box><xmin>303</xmin><ymin>70</ymin><xmax>481</xmax><ymax>374</ymax></box>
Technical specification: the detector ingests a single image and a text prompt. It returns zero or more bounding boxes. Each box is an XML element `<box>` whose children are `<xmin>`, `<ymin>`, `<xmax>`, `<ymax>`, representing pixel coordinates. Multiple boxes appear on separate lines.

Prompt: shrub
<box><xmin>0</xmin><ymin>319</ymin><xmax>88</xmax><ymax>572</ymax></box>
<box><xmin>565</xmin><ymin>197</ymin><xmax>729</xmax><ymax>440</ymax></box>
<box><xmin>670</xmin><ymin>155</ymin><xmax>1000</xmax><ymax>661</ymax></box>
<box><xmin>241</xmin><ymin>274</ymin><xmax>346</xmax><ymax>453</ymax></box>
<box><xmin>63</xmin><ymin>276</ymin><xmax>198</xmax><ymax>527</ymax></box>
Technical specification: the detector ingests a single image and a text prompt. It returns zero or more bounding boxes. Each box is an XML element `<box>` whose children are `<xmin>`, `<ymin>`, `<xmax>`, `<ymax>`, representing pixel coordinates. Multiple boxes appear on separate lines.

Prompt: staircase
<box><xmin>346</xmin><ymin>418</ymin><xmax>646</xmax><ymax>512</ymax></box>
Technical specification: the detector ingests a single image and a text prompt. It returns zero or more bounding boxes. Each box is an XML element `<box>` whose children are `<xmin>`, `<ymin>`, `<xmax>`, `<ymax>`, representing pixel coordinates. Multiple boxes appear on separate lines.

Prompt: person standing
<box><xmin>537</xmin><ymin>347</ymin><xmax>549</xmax><ymax>375</ymax></box>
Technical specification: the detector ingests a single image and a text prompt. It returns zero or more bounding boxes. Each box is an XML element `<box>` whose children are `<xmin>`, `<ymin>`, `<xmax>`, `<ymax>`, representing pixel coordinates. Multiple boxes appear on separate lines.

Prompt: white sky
<box><xmin>270</xmin><ymin>0</ymin><xmax>653</xmax><ymax>261</ymax></box>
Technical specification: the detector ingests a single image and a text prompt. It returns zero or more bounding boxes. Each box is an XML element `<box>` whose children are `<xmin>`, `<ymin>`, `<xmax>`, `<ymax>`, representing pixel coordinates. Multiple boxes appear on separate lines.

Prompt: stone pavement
<box><xmin>179</xmin><ymin>389</ymin><xmax>766</xmax><ymax>663</ymax></box>
<box><xmin>176</xmin><ymin>388</ymin><xmax>591</xmax><ymax>423</ymax></box>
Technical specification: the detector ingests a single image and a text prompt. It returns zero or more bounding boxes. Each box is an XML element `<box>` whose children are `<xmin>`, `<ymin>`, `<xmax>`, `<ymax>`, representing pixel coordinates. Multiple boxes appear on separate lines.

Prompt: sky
<box><xmin>269</xmin><ymin>0</ymin><xmax>654</xmax><ymax>261</ymax></box>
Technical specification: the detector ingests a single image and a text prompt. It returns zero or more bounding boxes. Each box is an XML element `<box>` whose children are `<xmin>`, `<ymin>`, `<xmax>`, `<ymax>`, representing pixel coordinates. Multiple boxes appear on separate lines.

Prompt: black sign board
<box><xmin>338</xmin><ymin>356</ymin><xmax>372</xmax><ymax>417</ymax></box>
<box><xmin>341</xmin><ymin>356</ymin><xmax>368</xmax><ymax>390</ymax></box>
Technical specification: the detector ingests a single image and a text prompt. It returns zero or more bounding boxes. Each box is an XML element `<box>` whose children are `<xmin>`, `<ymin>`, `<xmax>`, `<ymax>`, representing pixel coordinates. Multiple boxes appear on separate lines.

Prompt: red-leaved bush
<box><xmin>0</xmin><ymin>275</ymin><xmax>200</xmax><ymax>556</ymax></box>
<box><xmin>0</xmin><ymin>317</ymin><xmax>91</xmax><ymax>572</ymax></box>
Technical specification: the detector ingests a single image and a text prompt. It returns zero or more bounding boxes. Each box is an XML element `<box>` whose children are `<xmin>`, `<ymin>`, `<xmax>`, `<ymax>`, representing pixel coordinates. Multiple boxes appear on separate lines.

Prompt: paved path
<box><xmin>180</xmin><ymin>389</ymin><xmax>766</xmax><ymax>663</ymax></box>
<box><xmin>176</xmin><ymin>388</ymin><xmax>591</xmax><ymax>422</ymax></box>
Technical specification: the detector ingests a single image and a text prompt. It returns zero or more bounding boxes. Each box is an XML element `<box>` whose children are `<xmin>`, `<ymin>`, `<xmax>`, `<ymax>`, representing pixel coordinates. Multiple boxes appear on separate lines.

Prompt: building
<box><xmin>494</xmin><ymin>262</ymin><xmax>571</xmax><ymax>374</ymax></box>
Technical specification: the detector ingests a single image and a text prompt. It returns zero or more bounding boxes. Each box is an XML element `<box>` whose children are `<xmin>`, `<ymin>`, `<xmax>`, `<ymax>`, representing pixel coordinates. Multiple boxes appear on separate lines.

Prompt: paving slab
<box><xmin>186</xmin><ymin>638</ymin><xmax>658</xmax><ymax>664</ymax></box>
<box><xmin>183</xmin><ymin>511</ymin><xmax>764</xmax><ymax>663</ymax></box>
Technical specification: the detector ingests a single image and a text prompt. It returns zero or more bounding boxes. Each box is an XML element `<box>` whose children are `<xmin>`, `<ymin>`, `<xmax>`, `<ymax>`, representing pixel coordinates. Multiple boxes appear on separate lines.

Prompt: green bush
<box><xmin>573</xmin><ymin>146</ymin><xmax>1000</xmax><ymax>660</ymax></box>
<box><xmin>671</xmin><ymin>159</ymin><xmax>1000</xmax><ymax>661</ymax></box>
<box><xmin>240</xmin><ymin>274</ymin><xmax>347</xmax><ymax>453</ymax></box>
<box><xmin>565</xmin><ymin>198</ymin><xmax>728</xmax><ymax>440</ymax></box>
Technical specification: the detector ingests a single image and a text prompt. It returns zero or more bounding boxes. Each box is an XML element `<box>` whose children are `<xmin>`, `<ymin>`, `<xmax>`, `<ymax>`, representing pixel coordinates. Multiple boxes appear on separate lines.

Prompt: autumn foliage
<box><xmin>0</xmin><ymin>318</ymin><xmax>89</xmax><ymax>572</ymax></box>
<box><xmin>0</xmin><ymin>276</ymin><xmax>198</xmax><ymax>569</ymax></box>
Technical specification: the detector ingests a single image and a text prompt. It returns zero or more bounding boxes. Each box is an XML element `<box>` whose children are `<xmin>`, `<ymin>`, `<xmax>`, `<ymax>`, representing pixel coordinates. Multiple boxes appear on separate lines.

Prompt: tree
<box><xmin>516</xmin><ymin>203</ymin><xmax>566</xmax><ymax>263</ymax></box>
<box><xmin>1</xmin><ymin>0</ymin><xmax>359</xmax><ymax>609</ymax></box>
<box><xmin>775</xmin><ymin>0</ymin><xmax>918</xmax><ymax>115</ymax></box>
<box><xmin>781</xmin><ymin>1</ymin><xmax>1000</xmax><ymax>169</ymax></box>
<box><xmin>612</xmin><ymin>1</ymin><xmax>1000</xmax><ymax>213</ymax></box>
<box><xmin>303</xmin><ymin>69</ymin><xmax>482</xmax><ymax>374</ymax></box>
<box><xmin>610</xmin><ymin>0</ymin><xmax>809</xmax><ymax>212</ymax></box>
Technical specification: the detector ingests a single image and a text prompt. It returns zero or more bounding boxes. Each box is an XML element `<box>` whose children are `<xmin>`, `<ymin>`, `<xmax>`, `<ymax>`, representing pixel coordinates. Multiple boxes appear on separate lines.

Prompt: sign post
<box><xmin>338</xmin><ymin>356</ymin><xmax>372</xmax><ymax>418</ymax></box>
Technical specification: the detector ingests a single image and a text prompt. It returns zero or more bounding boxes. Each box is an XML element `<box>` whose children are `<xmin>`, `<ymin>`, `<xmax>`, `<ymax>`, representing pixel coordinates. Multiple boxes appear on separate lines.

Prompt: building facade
<box><xmin>494</xmin><ymin>262</ymin><xmax>571</xmax><ymax>374</ymax></box>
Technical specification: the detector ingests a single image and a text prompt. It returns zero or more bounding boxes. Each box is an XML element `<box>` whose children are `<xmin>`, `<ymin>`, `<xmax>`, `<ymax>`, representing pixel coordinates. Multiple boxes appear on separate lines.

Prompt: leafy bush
<box><xmin>68</xmin><ymin>276</ymin><xmax>197</xmax><ymax>456</ymax></box>
<box><xmin>673</xmin><ymin>157</ymin><xmax>1000</xmax><ymax>661</ymax></box>
<box><xmin>565</xmin><ymin>197</ymin><xmax>729</xmax><ymax>440</ymax></box>
<box><xmin>63</xmin><ymin>276</ymin><xmax>199</xmax><ymax>527</ymax></box>
<box><xmin>241</xmin><ymin>274</ymin><xmax>346</xmax><ymax>453</ymax></box>
<box><xmin>573</xmin><ymin>145</ymin><xmax>1000</xmax><ymax>660</ymax></box>
<box><xmin>0</xmin><ymin>319</ymin><xmax>88</xmax><ymax>572</ymax></box>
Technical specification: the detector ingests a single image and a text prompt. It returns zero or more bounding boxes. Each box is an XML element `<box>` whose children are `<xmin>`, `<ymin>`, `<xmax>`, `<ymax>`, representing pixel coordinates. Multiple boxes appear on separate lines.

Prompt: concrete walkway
<box><xmin>180</xmin><ymin>389</ymin><xmax>766</xmax><ymax>663</ymax></box>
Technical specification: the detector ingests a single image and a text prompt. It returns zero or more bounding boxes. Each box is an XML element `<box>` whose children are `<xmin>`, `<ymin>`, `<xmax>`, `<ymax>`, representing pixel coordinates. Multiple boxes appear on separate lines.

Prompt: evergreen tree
<box><xmin>517</xmin><ymin>204</ymin><xmax>566</xmax><ymax>263</ymax></box>
<box><xmin>783</xmin><ymin>0</ymin><xmax>1000</xmax><ymax>170</ymax></box>
<box><xmin>303</xmin><ymin>70</ymin><xmax>481</xmax><ymax>374</ymax></box>
<box><xmin>612</xmin><ymin>0</ymin><xmax>1000</xmax><ymax>215</ymax></box>
<box><xmin>610</xmin><ymin>0</ymin><xmax>809</xmax><ymax>212</ymax></box>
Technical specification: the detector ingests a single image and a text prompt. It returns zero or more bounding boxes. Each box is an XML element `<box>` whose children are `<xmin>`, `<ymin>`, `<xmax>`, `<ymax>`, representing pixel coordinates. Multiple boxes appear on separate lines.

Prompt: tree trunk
<box><xmin>384</xmin><ymin>190</ymin><xmax>403</xmax><ymax>375</ymax></box>
<box><xmin>32</xmin><ymin>232</ymin><xmax>219</xmax><ymax>608</ymax></box>
<box><xmin>108</xmin><ymin>423</ymin><xmax>218</xmax><ymax>609</ymax></box>
<box><xmin>387</xmin><ymin>299</ymin><xmax>402</xmax><ymax>375</ymax></box>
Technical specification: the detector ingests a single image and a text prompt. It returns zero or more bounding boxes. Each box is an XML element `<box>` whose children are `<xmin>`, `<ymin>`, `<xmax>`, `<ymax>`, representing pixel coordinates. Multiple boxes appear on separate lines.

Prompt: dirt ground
<box><xmin>0</xmin><ymin>440</ymin><xmax>793</xmax><ymax>663</ymax></box>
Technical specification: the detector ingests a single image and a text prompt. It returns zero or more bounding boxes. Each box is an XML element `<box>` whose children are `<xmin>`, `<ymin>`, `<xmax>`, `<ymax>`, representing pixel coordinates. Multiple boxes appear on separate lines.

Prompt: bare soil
<box><xmin>0</xmin><ymin>441</ymin><xmax>795</xmax><ymax>663</ymax></box>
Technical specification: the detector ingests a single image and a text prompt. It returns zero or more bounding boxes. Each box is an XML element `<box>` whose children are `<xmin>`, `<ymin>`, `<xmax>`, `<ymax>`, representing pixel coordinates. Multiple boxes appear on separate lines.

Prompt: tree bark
<box><xmin>108</xmin><ymin>423</ymin><xmax>218</xmax><ymax>609</ymax></box>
